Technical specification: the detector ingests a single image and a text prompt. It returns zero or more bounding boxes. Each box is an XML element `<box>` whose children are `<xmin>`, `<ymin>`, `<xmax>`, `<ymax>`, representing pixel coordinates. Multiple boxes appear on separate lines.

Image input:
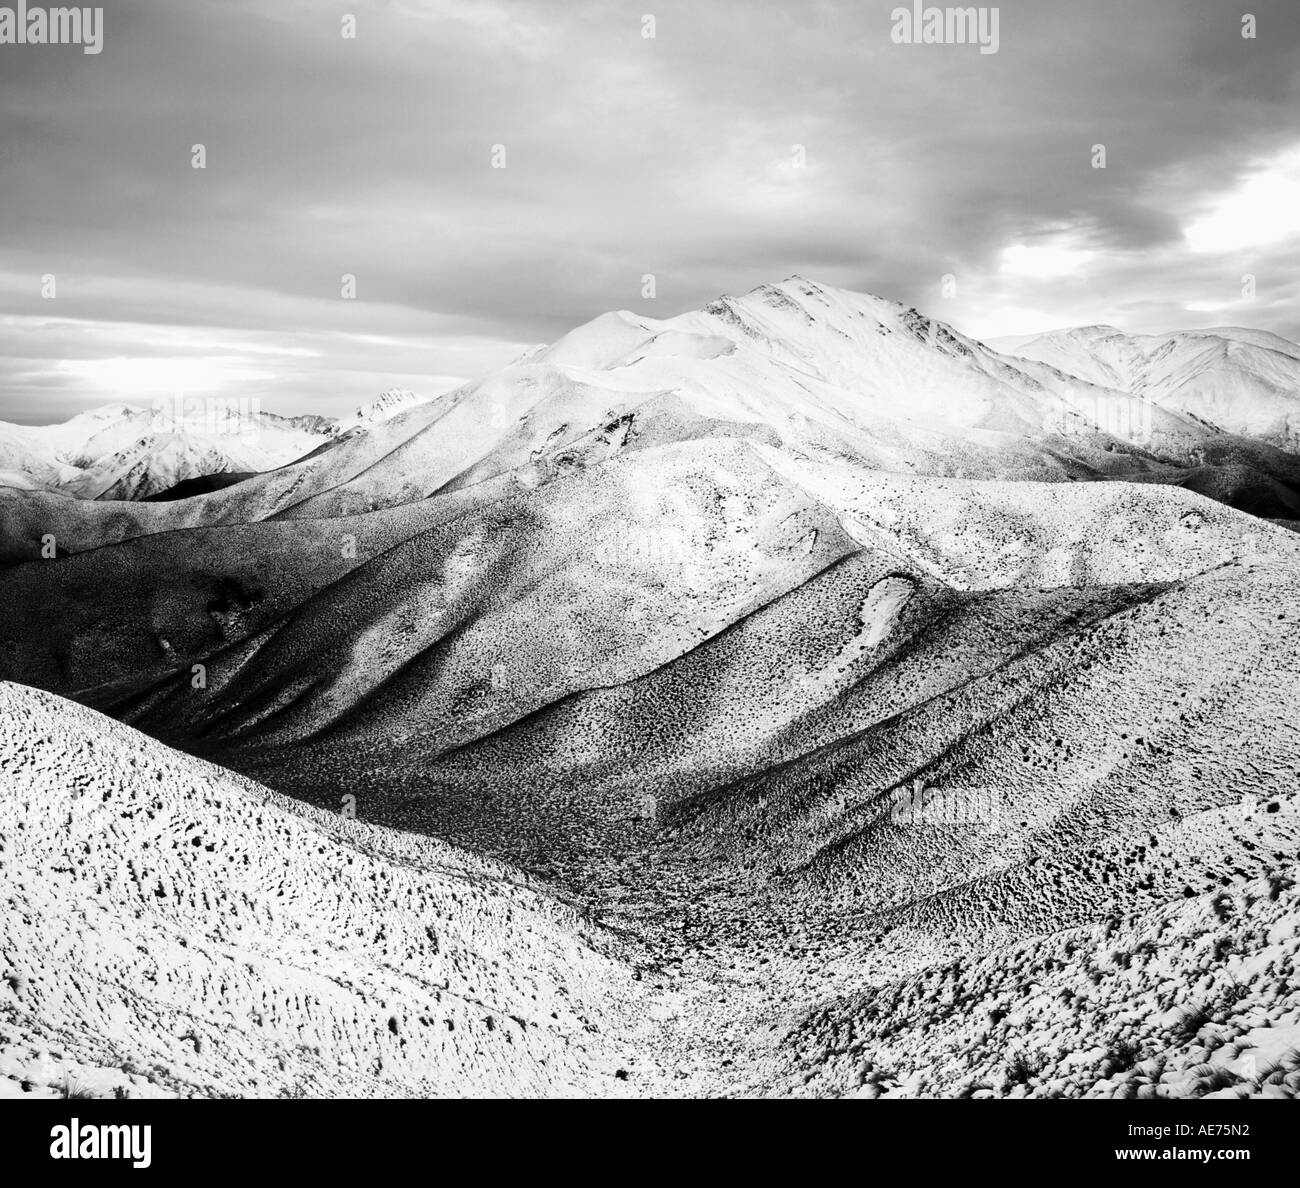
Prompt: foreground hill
<box><xmin>5</xmin><ymin>457</ymin><xmax>1296</xmax><ymax>866</ymax></box>
<box><xmin>0</xmin><ymin>682</ymin><xmax>661</xmax><ymax>1099</ymax></box>
<box><xmin>772</xmin><ymin>864</ymin><xmax>1300</xmax><ymax>1099</ymax></box>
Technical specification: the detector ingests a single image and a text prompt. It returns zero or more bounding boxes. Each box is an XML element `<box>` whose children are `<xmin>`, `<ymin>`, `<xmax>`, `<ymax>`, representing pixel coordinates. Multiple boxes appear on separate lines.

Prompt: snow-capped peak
<box><xmin>339</xmin><ymin>388</ymin><xmax>426</xmax><ymax>432</ymax></box>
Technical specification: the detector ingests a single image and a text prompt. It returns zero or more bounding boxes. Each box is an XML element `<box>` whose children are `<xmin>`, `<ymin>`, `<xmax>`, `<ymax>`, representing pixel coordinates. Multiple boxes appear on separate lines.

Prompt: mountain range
<box><xmin>2</xmin><ymin>277</ymin><xmax>1298</xmax><ymax>1099</ymax></box>
<box><xmin>0</xmin><ymin>388</ymin><xmax>430</xmax><ymax>502</ymax></box>
<box><xmin>996</xmin><ymin>324</ymin><xmax>1300</xmax><ymax>449</ymax></box>
<box><xmin>6</xmin><ymin>283</ymin><xmax>1300</xmax><ymax>524</ymax></box>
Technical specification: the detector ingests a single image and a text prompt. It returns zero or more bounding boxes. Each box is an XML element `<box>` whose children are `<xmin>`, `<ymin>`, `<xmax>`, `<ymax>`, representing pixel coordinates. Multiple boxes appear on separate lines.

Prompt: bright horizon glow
<box><xmin>1184</xmin><ymin>145</ymin><xmax>1300</xmax><ymax>254</ymax></box>
<box><xmin>54</xmin><ymin>356</ymin><xmax>278</xmax><ymax>403</ymax></box>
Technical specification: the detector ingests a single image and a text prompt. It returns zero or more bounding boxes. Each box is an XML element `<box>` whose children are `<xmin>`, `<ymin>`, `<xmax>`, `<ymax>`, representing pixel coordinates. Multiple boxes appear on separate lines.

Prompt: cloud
<box><xmin>1184</xmin><ymin>146</ymin><xmax>1300</xmax><ymax>254</ymax></box>
<box><xmin>1</xmin><ymin>0</ymin><xmax>1297</xmax><ymax>420</ymax></box>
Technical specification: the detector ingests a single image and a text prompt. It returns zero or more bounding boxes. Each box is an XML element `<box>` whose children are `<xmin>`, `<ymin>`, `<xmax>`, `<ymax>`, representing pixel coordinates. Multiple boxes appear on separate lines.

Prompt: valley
<box><xmin>2</xmin><ymin>278</ymin><xmax>1298</xmax><ymax>1099</ymax></box>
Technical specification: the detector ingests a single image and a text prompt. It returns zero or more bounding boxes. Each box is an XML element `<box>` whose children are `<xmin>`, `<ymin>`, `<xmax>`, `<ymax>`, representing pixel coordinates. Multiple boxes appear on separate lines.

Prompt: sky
<box><xmin>1</xmin><ymin>0</ymin><xmax>1298</xmax><ymax>423</ymax></box>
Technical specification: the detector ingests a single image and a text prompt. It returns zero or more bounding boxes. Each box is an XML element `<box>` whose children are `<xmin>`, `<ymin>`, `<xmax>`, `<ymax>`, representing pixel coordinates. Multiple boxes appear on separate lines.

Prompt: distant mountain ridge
<box><xmin>998</xmin><ymin>324</ymin><xmax>1300</xmax><ymax>448</ymax></box>
<box><xmin>338</xmin><ymin>387</ymin><xmax>428</xmax><ymax>431</ymax></box>
<box><xmin>0</xmin><ymin>389</ymin><xmax>434</xmax><ymax>501</ymax></box>
<box><xmin>3</xmin><ymin>283</ymin><xmax>1298</xmax><ymax>508</ymax></box>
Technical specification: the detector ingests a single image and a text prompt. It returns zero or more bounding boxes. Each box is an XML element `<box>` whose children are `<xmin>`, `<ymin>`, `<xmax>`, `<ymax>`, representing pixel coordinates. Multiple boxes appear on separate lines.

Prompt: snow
<box><xmin>0</xmin><ymin>403</ymin><xmax>338</xmax><ymax>501</ymax></box>
<box><xmin>1</xmin><ymin>276</ymin><xmax>1298</xmax><ymax>1099</ymax></box>
<box><xmin>1004</xmin><ymin>324</ymin><xmax>1300</xmax><ymax>447</ymax></box>
<box><xmin>337</xmin><ymin>388</ymin><xmax>430</xmax><ymax>432</ymax></box>
<box><xmin>0</xmin><ymin>681</ymin><xmax>662</xmax><ymax>1098</ymax></box>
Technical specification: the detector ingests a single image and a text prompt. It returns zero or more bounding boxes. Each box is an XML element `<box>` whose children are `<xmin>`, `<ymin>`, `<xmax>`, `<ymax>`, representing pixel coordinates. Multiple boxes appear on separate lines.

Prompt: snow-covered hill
<box><xmin>0</xmin><ymin>403</ymin><xmax>339</xmax><ymax>501</ymax></box>
<box><xmin>6</xmin><ymin>278</ymin><xmax>1300</xmax><ymax>545</ymax></box>
<box><xmin>1000</xmin><ymin>324</ymin><xmax>1300</xmax><ymax>448</ymax></box>
<box><xmin>780</xmin><ymin>864</ymin><xmax>1300</xmax><ymax>1099</ymax></box>
<box><xmin>337</xmin><ymin>387</ymin><xmax>429</xmax><ymax>432</ymax></box>
<box><xmin>1</xmin><ymin>389</ymin><xmax>449</xmax><ymax>501</ymax></box>
<box><xmin>0</xmin><ymin>681</ymin><xmax>662</xmax><ymax>1099</ymax></box>
<box><xmin>8</xmin><ymin>283</ymin><xmax>1300</xmax><ymax>514</ymax></box>
<box><xmin>2</xmin><ymin>277</ymin><xmax>1299</xmax><ymax>1100</ymax></box>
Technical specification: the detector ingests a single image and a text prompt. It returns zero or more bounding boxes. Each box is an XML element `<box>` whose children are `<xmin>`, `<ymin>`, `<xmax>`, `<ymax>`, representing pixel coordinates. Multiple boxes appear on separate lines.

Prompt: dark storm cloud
<box><xmin>1</xmin><ymin>0</ymin><xmax>1298</xmax><ymax>420</ymax></box>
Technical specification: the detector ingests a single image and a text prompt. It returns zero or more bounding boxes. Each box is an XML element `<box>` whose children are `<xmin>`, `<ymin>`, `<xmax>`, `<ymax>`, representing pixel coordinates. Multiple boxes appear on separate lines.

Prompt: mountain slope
<box><xmin>776</xmin><ymin>865</ymin><xmax>1300</xmax><ymax>1099</ymax></box>
<box><xmin>0</xmin><ymin>681</ymin><xmax>661</xmax><ymax>1099</ymax></box>
<box><xmin>6</xmin><ymin>278</ymin><xmax>1299</xmax><ymax>563</ymax></box>
<box><xmin>337</xmin><ymin>387</ymin><xmax>429</xmax><ymax>432</ymax></box>
<box><xmin>1003</xmin><ymin>324</ymin><xmax>1300</xmax><ymax>449</ymax></box>
<box><xmin>3</xmin><ymin>277</ymin><xmax>1300</xmax><ymax>1099</ymax></box>
<box><xmin>0</xmin><ymin>403</ymin><xmax>339</xmax><ymax>501</ymax></box>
